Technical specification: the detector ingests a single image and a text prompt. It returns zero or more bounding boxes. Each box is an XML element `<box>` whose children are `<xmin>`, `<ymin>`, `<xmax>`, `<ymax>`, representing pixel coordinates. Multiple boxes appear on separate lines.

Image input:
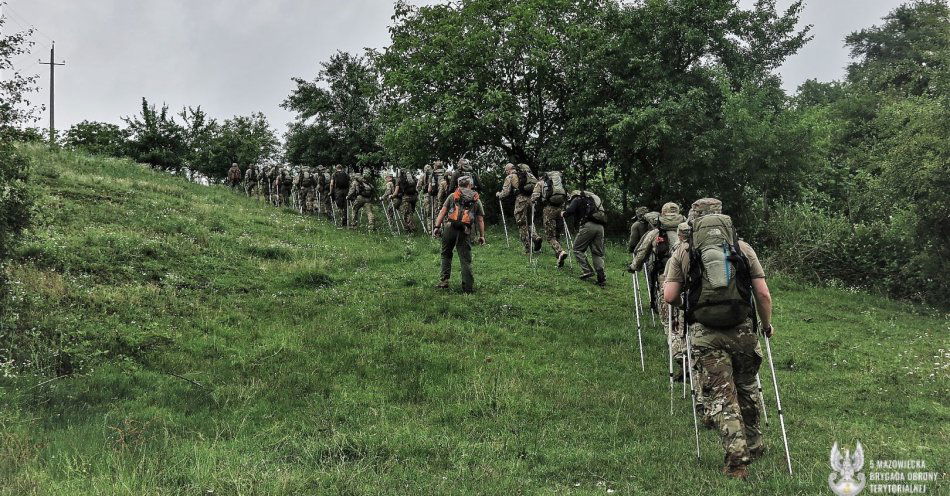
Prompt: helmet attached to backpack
<box><xmin>684</xmin><ymin>199</ymin><xmax>754</xmax><ymax>328</ymax></box>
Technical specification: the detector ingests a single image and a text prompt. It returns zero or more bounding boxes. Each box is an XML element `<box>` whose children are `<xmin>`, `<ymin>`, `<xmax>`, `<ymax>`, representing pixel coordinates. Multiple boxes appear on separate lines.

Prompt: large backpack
<box><xmin>579</xmin><ymin>191</ymin><xmax>606</xmax><ymax>225</ymax></box>
<box><xmin>358</xmin><ymin>177</ymin><xmax>375</xmax><ymax>197</ymax></box>
<box><xmin>515</xmin><ymin>165</ymin><xmax>537</xmax><ymax>195</ymax></box>
<box><xmin>685</xmin><ymin>214</ymin><xmax>754</xmax><ymax>328</ymax></box>
<box><xmin>653</xmin><ymin>213</ymin><xmax>684</xmax><ymax>266</ymax></box>
<box><xmin>333</xmin><ymin>171</ymin><xmax>350</xmax><ymax>192</ymax></box>
<box><xmin>541</xmin><ymin>172</ymin><xmax>566</xmax><ymax>206</ymax></box>
<box><xmin>429</xmin><ymin>168</ymin><xmax>445</xmax><ymax>195</ymax></box>
<box><xmin>447</xmin><ymin>189</ymin><xmax>480</xmax><ymax>228</ymax></box>
<box><xmin>398</xmin><ymin>170</ymin><xmax>417</xmax><ymax>196</ymax></box>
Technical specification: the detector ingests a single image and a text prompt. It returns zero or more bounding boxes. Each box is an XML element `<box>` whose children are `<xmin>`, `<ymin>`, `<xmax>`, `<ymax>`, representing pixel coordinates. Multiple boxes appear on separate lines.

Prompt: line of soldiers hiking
<box><xmin>224</xmin><ymin>160</ymin><xmax>782</xmax><ymax>481</ymax></box>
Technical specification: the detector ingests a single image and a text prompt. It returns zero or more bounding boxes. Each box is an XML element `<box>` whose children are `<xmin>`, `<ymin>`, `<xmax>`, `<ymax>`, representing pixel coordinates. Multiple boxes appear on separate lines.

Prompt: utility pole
<box><xmin>38</xmin><ymin>43</ymin><xmax>65</xmax><ymax>145</ymax></box>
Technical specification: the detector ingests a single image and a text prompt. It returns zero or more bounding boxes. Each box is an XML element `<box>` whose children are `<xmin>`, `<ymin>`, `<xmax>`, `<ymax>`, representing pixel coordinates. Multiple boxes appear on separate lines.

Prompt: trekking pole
<box><xmin>667</xmin><ymin>302</ymin><xmax>674</xmax><ymax>414</ymax></box>
<box><xmin>563</xmin><ymin>218</ymin><xmax>575</xmax><ymax>270</ymax></box>
<box><xmin>642</xmin><ymin>269</ymin><xmax>656</xmax><ymax>327</ymax></box>
<box><xmin>382</xmin><ymin>199</ymin><xmax>394</xmax><ymax>234</ymax></box>
<box><xmin>685</xmin><ymin>325</ymin><xmax>701</xmax><ymax>462</ymax></box>
<box><xmin>764</xmin><ymin>333</ymin><xmax>793</xmax><ymax>474</ymax></box>
<box><xmin>756</xmin><ymin>373</ymin><xmax>769</xmax><ymax>426</ymax></box>
<box><xmin>630</xmin><ymin>273</ymin><xmax>644</xmax><ymax>371</ymax></box>
<box><xmin>390</xmin><ymin>200</ymin><xmax>401</xmax><ymax>235</ymax></box>
<box><xmin>529</xmin><ymin>203</ymin><xmax>537</xmax><ymax>269</ymax></box>
<box><xmin>330</xmin><ymin>202</ymin><xmax>338</xmax><ymax>227</ymax></box>
<box><xmin>498</xmin><ymin>198</ymin><xmax>510</xmax><ymax>248</ymax></box>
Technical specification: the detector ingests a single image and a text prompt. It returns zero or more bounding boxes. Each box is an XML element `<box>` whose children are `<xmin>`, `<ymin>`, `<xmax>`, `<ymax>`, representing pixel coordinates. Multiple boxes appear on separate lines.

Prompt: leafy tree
<box><xmin>123</xmin><ymin>98</ymin><xmax>188</xmax><ymax>172</ymax></box>
<box><xmin>0</xmin><ymin>15</ymin><xmax>37</xmax><ymax>291</ymax></box>
<box><xmin>202</xmin><ymin>113</ymin><xmax>279</xmax><ymax>180</ymax></box>
<box><xmin>283</xmin><ymin>51</ymin><xmax>383</xmax><ymax>170</ymax></box>
<box><xmin>63</xmin><ymin>121</ymin><xmax>130</xmax><ymax>157</ymax></box>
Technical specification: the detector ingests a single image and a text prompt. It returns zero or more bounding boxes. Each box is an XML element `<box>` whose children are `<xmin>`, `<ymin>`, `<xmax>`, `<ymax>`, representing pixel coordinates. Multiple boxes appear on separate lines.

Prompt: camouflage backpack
<box><xmin>540</xmin><ymin>171</ymin><xmax>566</xmax><ymax>206</ymax></box>
<box><xmin>429</xmin><ymin>166</ymin><xmax>445</xmax><ymax>195</ymax></box>
<box><xmin>685</xmin><ymin>214</ymin><xmax>754</xmax><ymax>328</ymax></box>
<box><xmin>515</xmin><ymin>164</ymin><xmax>537</xmax><ymax>195</ymax></box>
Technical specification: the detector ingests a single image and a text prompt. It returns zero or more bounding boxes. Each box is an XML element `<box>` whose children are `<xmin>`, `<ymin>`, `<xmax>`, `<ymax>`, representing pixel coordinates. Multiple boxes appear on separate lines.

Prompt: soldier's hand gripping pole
<box><xmin>764</xmin><ymin>333</ymin><xmax>793</xmax><ymax>474</ymax></box>
<box><xmin>498</xmin><ymin>198</ymin><xmax>510</xmax><ymax>248</ymax></box>
<box><xmin>631</xmin><ymin>273</ymin><xmax>645</xmax><ymax>371</ymax></box>
<box><xmin>685</xmin><ymin>325</ymin><xmax>701</xmax><ymax>462</ymax></box>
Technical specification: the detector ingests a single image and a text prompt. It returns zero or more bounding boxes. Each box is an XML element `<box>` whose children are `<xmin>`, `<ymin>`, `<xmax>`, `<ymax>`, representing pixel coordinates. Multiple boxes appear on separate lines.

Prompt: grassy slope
<box><xmin>1</xmin><ymin>145</ymin><xmax>946</xmax><ymax>495</ymax></box>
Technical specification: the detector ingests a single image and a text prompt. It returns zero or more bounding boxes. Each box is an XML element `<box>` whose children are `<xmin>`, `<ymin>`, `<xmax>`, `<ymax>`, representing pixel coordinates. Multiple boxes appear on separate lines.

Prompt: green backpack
<box><xmin>685</xmin><ymin>214</ymin><xmax>754</xmax><ymax>328</ymax></box>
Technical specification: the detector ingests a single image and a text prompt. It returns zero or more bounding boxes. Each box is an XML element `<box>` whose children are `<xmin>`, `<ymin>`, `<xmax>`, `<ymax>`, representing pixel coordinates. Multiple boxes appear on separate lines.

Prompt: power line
<box><xmin>3</xmin><ymin>2</ymin><xmax>55</xmax><ymax>43</ymax></box>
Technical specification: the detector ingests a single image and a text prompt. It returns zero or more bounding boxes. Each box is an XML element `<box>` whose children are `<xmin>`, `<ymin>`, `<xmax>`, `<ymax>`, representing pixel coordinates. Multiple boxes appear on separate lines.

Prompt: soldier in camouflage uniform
<box><xmin>664</xmin><ymin>198</ymin><xmax>773</xmax><ymax>480</ymax></box>
<box><xmin>627</xmin><ymin>206</ymin><xmax>651</xmax><ymax>253</ymax></box>
<box><xmin>347</xmin><ymin>170</ymin><xmax>377</xmax><ymax>229</ymax></box>
<box><xmin>300</xmin><ymin>167</ymin><xmax>317</xmax><ymax>215</ymax></box>
<box><xmin>498</xmin><ymin>163</ymin><xmax>541</xmax><ymax>254</ymax></box>
<box><xmin>630</xmin><ymin>202</ymin><xmax>686</xmax><ymax>328</ymax></box>
<box><xmin>274</xmin><ymin>167</ymin><xmax>292</xmax><ymax>207</ymax></box>
<box><xmin>227</xmin><ymin>163</ymin><xmax>243</xmax><ymax>190</ymax></box>
<box><xmin>244</xmin><ymin>165</ymin><xmax>258</xmax><ymax>197</ymax></box>
<box><xmin>258</xmin><ymin>165</ymin><xmax>272</xmax><ymax>202</ymax></box>
<box><xmin>530</xmin><ymin>170</ymin><xmax>569</xmax><ymax>267</ymax></box>
<box><xmin>392</xmin><ymin>168</ymin><xmax>418</xmax><ymax>233</ymax></box>
<box><xmin>315</xmin><ymin>166</ymin><xmax>332</xmax><ymax>219</ymax></box>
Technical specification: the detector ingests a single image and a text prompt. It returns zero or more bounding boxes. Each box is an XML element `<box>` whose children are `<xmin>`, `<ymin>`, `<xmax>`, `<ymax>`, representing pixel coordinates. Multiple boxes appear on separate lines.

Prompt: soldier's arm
<box><xmin>627</xmin><ymin>223</ymin><xmax>638</xmax><ymax>253</ymax></box>
<box><xmin>498</xmin><ymin>175</ymin><xmax>514</xmax><ymax>199</ymax></box>
<box><xmin>753</xmin><ymin>279</ymin><xmax>773</xmax><ymax>336</ymax></box>
<box><xmin>530</xmin><ymin>181</ymin><xmax>542</xmax><ymax>203</ymax></box>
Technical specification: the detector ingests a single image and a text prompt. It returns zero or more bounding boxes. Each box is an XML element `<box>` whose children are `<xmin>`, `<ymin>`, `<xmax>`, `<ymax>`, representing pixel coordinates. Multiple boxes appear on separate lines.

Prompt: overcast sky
<box><xmin>3</xmin><ymin>0</ymin><xmax>905</xmax><ymax>135</ymax></box>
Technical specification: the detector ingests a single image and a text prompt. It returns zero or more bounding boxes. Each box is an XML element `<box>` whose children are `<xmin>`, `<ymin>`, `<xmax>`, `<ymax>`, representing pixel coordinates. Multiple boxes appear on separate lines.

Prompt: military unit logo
<box><xmin>828</xmin><ymin>441</ymin><xmax>866</xmax><ymax>496</ymax></box>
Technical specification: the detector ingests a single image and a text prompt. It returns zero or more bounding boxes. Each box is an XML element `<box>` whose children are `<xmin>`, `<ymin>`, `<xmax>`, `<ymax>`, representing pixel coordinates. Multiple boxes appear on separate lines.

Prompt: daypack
<box><xmin>228</xmin><ymin>166</ymin><xmax>242</xmax><ymax>181</ymax></box>
<box><xmin>541</xmin><ymin>172</ymin><xmax>566</xmax><ymax>206</ymax></box>
<box><xmin>447</xmin><ymin>189</ymin><xmax>480</xmax><ymax>228</ymax></box>
<box><xmin>516</xmin><ymin>165</ymin><xmax>537</xmax><ymax>195</ymax></box>
<box><xmin>685</xmin><ymin>214</ymin><xmax>754</xmax><ymax>328</ymax></box>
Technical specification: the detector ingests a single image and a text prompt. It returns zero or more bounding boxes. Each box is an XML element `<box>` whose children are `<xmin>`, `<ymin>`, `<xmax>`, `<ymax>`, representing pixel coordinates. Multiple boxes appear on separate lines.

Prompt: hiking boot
<box><xmin>722</xmin><ymin>464</ymin><xmax>749</xmax><ymax>480</ymax></box>
<box><xmin>435</xmin><ymin>280</ymin><xmax>450</xmax><ymax>290</ymax></box>
<box><xmin>556</xmin><ymin>251</ymin><xmax>568</xmax><ymax>268</ymax></box>
<box><xmin>533</xmin><ymin>238</ymin><xmax>543</xmax><ymax>252</ymax></box>
<box><xmin>579</xmin><ymin>271</ymin><xmax>595</xmax><ymax>280</ymax></box>
<box><xmin>596</xmin><ymin>269</ymin><xmax>607</xmax><ymax>288</ymax></box>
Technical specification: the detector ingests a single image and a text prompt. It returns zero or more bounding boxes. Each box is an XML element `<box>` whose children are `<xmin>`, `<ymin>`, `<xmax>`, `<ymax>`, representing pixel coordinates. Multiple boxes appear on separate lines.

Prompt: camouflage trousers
<box><xmin>542</xmin><ymin>205</ymin><xmax>564</xmax><ymax>257</ymax></box>
<box><xmin>258</xmin><ymin>181</ymin><xmax>269</xmax><ymax>201</ymax></box>
<box><xmin>513</xmin><ymin>195</ymin><xmax>540</xmax><ymax>253</ymax></box>
<box><xmin>244</xmin><ymin>181</ymin><xmax>256</xmax><ymax>197</ymax></box>
<box><xmin>689</xmin><ymin>318</ymin><xmax>764</xmax><ymax>468</ymax></box>
<box><xmin>351</xmin><ymin>196</ymin><xmax>376</xmax><ymax>229</ymax></box>
<box><xmin>399</xmin><ymin>195</ymin><xmax>417</xmax><ymax>233</ymax></box>
<box><xmin>302</xmin><ymin>187</ymin><xmax>317</xmax><ymax>214</ymax></box>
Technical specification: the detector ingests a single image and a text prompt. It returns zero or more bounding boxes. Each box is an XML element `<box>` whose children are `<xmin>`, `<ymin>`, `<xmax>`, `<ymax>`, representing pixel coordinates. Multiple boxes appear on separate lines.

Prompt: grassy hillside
<box><xmin>1</xmin><ymin>145</ymin><xmax>946</xmax><ymax>495</ymax></box>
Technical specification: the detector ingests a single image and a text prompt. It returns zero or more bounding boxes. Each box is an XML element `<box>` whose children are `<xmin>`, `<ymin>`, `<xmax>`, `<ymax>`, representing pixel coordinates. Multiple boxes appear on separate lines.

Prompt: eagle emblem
<box><xmin>828</xmin><ymin>442</ymin><xmax>866</xmax><ymax>496</ymax></box>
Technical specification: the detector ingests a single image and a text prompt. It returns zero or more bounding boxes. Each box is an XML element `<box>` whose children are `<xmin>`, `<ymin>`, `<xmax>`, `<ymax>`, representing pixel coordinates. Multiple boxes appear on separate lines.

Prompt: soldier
<box><xmin>329</xmin><ymin>164</ymin><xmax>350</xmax><ymax>226</ymax></box>
<box><xmin>392</xmin><ymin>168</ymin><xmax>418</xmax><ymax>233</ymax></box>
<box><xmin>498</xmin><ymin>163</ymin><xmax>541</xmax><ymax>254</ymax></box>
<box><xmin>664</xmin><ymin>198</ymin><xmax>773</xmax><ymax>480</ymax></box>
<box><xmin>347</xmin><ymin>170</ymin><xmax>377</xmax><ymax>229</ymax></box>
<box><xmin>428</xmin><ymin>160</ymin><xmax>448</xmax><ymax>221</ymax></box>
<box><xmin>258</xmin><ymin>165</ymin><xmax>272</xmax><ymax>202</ymax></box>
<box><xmin>315</xmin><ymin>166</ymin><xmax>332</xmax><ymax>219</ymax></box>
<box><xmin>562</xmin><ymin>190</ymin><xmax>607</xmax><ymax>287</ymax></box>
<box><xmin>432</xmin><ymin>176</ymin><xmax>485</xmax><ymax>293</ymax></box>
<box><xmin>244</xmin><ymin>164</ymin><xmax>258</xmax><ymax>197</ymax></box>
<box><xmin>226</xmin><ymin>163</ymin><xmax>242</xmax><ymax>190</ymax></box>
<box><xmin>274</xmin><ymin>167</ymin><xmax>292</xmax><ymax>207</ymax></box>
<box><xmin>530</xmin><ymin>170</ymin><xmax>569</xmax><ymax>267</ymax></box>
<box><xmin>290</xmin><ymin>167</ymin><xmax>304</xmax><ymax>211</ymax></box>
<box><xmin>630</xmin><ymin>202</ymin><xmax>686</xmax><ymax>326</ymax></box>
<box><xmin>300</xmin><ymin>167</ymin><xmax>317</xmax><ymax>215</ymax></box>
<box><xmin>627</xmin><ymin>206</ymin><xmax>651</xmax><ymax>254</ymax></box>
<box><xmin>417</xmin><ymin>164</ymin><xmax>432</xmax><ymax>229</ymax></box>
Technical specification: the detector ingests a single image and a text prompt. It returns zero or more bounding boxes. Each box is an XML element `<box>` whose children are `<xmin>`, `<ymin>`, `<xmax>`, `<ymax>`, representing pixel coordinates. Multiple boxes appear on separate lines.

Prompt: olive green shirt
<box><xmin>665</xmin><ymin>241</ymin><xmax>766</xmax><ymax>284</ymax></box>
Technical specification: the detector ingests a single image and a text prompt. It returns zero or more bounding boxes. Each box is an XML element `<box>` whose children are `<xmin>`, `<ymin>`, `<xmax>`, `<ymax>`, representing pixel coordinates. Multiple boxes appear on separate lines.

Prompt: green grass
<box><xmin>1</xmin><ymin>145</ymin><xmax>947</xmax><ymax>495</ymax></box>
